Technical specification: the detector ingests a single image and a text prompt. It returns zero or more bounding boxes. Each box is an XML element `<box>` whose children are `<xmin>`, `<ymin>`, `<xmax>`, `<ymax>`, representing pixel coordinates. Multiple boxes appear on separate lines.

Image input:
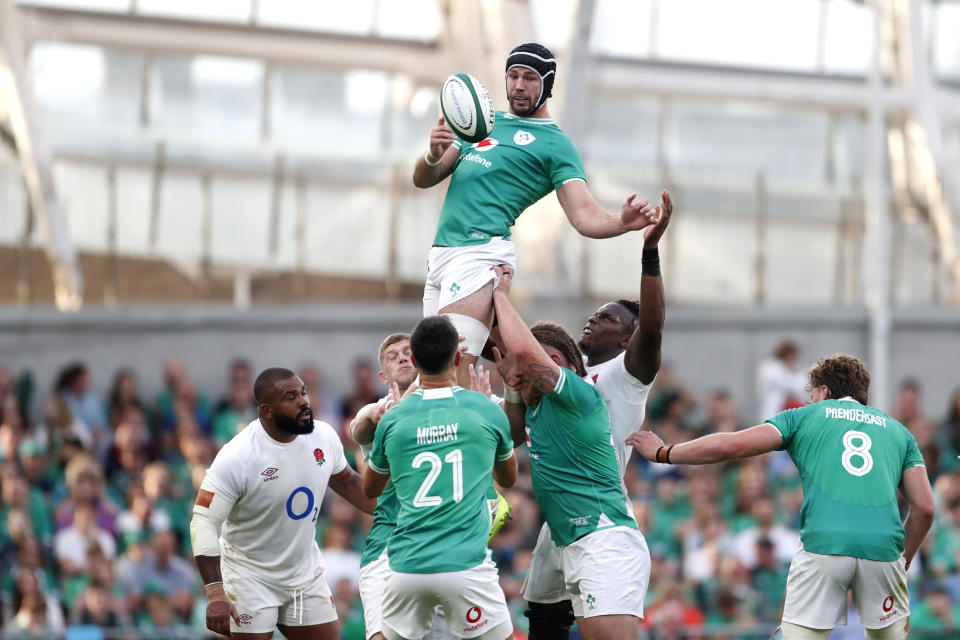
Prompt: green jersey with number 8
<box><xmin>369</xmin><ymin>386</ymin><xmax>514</xmax><ymax>574</ymax></box>
<box><xmin>767</xmin><ymin>398</ymin><xmax>925</xmax><ymax>561</ymax></box>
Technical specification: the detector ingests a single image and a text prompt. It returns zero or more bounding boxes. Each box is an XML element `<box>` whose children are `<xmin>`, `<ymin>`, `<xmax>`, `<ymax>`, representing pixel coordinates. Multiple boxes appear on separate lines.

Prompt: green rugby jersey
<box><xmin>369</xmin><ymin>386</ymin><xmax>513</xmax><ymax>573</ymax></box>
<box><xmin>524</xmin><ymin>368</ymin><xmax>636</xmax><ymax>546</ymax></box>
<box><xmin>767</xmin><ymin>398</ymin><xmax>925</xmax><ymax>561</ymax></box>
<box><xmin>435</xmin><ymin>111</ymin><xmax>587</xmax><ymax>246</ymax></box>
<box><xmin>359</xmin><ymin>483</ymin><xmax>398</xmax><ymax>568</ymax></box>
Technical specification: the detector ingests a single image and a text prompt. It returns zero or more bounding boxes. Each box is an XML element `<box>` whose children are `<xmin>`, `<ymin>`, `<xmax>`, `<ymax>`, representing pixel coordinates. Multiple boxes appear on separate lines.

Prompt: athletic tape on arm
<box><xmin>190</xmin><ymin>488</ymin><xmax>233</xmax><ymax>557</ymax></box>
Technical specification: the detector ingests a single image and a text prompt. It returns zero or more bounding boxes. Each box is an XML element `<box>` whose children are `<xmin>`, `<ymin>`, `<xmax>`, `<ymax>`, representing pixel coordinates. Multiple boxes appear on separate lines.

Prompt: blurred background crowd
<box><xmin>1</xmin><ymin>345</ymin><xmax>959</xmax><ymax>640</ymax></box>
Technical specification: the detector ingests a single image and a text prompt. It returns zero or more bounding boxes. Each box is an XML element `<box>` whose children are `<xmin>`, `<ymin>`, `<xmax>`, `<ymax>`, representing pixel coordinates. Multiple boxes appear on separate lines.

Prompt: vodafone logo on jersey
<box><xmin>471</xmin><ymin>138</ymin><xmax>498</xmax><ymax>152</ymax></box>
<box><xmin>466</xmin><ymin>607</ymin><xmax>482</xmax><ymax>623</ymax></box>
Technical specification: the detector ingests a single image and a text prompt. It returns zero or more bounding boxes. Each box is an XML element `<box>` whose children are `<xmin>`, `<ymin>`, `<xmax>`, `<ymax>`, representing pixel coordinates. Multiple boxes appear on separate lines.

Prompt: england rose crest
<box><xmin>313</xmin><ymin>448</ymin><xmax>325</xmax><ymax>466</ymax></box>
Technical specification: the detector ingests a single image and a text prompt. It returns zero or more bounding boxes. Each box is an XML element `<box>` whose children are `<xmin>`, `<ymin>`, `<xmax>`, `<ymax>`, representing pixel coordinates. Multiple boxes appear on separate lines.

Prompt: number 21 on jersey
<box><xmin>841</xmin><ymin>430</ymin><xmax>873</xmax><ymax>477</ymax></box>
<box><xmin>412</xmin><ymin>449</ymin><xmax>463</xmax><ymax>507</ymax></box>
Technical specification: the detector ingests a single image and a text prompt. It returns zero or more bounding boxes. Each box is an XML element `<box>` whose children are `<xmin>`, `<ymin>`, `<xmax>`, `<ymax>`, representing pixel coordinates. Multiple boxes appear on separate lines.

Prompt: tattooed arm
<box><xmin>491</xmin><ymin>266</ymin><xmax>563</xmax><ymax>394</ymax></box>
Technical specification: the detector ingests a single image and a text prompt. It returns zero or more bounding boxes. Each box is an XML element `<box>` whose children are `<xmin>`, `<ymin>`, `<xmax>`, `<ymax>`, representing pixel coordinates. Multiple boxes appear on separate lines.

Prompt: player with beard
<box><xmin>491</xmin><ymin>269</ymin><xmax>648</xmax><ymax>640</ymax></box>
<box><xmin>512</xmin><ymin>191</ymin><xmax>672</xmax><ymax>639</ymax></box>
<box><xmin>191</xmin><ymin>367</ymin><xmax>376</xmax><ymax>640</ymax></box>
<box><xmin>413</xmin><ymin>42</ymin><xmax>660</xmax><ymax>385</ymax></box>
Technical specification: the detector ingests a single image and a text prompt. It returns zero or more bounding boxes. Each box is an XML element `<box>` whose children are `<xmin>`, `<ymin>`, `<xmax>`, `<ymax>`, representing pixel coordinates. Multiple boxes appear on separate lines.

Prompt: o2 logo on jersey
<box><xmin>286</xmin><ymin>486</ymin><xmax>320</xmax><ymax>523</ymax></box>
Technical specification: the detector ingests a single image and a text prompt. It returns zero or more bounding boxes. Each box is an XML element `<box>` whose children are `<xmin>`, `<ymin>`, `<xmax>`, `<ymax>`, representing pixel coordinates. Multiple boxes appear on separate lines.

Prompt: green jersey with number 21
<box><xmin>767</xmin><ymin>398</ymin><xmax>925</xmax><ymax>561</ymax></box>
<box><xmin>369</xmin><ymin>386</ymin><xmax>513</xmax><ymax>574</ymax></box>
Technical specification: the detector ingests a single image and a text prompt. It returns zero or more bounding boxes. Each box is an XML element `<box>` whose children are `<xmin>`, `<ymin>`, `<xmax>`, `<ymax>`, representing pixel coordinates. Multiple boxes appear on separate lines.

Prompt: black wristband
<box><xmin>665</xmin><ymin>445</ymin><xmax>674</xmax><ymax>464</ymax></box>
<box><xmin>655</xmin><ymin>446</ymin><xmax>664</xmax><ymax>463</ymax></box>
<box><xmin>642</xmin><ymin>247</ymin><xmax>660</xmax><ymax>276</ymax></box>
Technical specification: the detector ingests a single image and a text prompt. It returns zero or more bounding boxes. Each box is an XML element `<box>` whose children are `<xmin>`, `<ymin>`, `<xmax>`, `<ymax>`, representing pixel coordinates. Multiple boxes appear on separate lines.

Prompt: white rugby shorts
<box><xmin>358</xmin><ymin>548</ymin><xmax>391</xmax><ymax>640</ymax></box>
<box><xmin>561</xmin><ymin>526</ymin><xmax>650</xmax><ymax>619</ymax></box>
<box><xmin>223</xmin><ymin>569</ymin><xmax>337</xmax><ymax>634</ymax></box>
<box><xmin>423</xmin><ymin>237</ymin><xmax>516</xmax><ymax>315</ymax></box>
<box><xmin>520</xmin><ymin>523</ymin><xmax>569</xmax><ymax>604</ymax></box>
<box><xmin>381</xmin><ymin>552</ymin><xmax>512</xmax><ymax>640</ymax></box>
<box><xmin>781</xmin><ymin>548</ymin><xmax>910</xmax><ymax>630</ymax></box>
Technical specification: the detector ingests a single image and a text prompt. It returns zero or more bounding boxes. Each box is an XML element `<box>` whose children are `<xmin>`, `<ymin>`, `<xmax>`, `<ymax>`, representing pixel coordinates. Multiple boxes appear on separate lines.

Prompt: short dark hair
<box><xmin>531</xmin><ymin>321</ymin><xmax>586</xmax><ymax>378</ymax></box>
<box><xmin>378</xmin><ymin>333</ymin><xmax>411</xmax><ymax>367</ymax></box>
<box><xmin>615</xmin><ymin>299</ymin><xmax>640</xmax><ymax>333</ymax></box>
<box><xmin>807</xmin><ymin>354</ymin><xmax>870</xmax><ymax>405</ymax></box>
<box><xmin>55</xmin><ymin>363</ymin><xmax>87</xmax><ymax>392</ymax></box>
<box><xmin>254</xmin><ymin>367</ymin><xmax>297</xmax><ymax>405</ymax></box>
<box><xmin>410</xmin><ymin>317</ymin><xmax>458</xmax><ymax>375</ymax></box>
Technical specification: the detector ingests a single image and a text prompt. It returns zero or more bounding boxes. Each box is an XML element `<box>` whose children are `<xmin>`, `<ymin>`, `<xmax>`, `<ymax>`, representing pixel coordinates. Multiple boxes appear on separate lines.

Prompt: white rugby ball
<box><xmin>440</xmin><ymin>73</ymin><xmax>495</xmax><ymax>144</ymax></box>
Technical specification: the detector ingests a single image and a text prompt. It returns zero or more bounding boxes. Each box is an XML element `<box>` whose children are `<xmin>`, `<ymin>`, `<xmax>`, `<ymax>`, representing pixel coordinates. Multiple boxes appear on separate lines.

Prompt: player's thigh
<box><xmin>277</xmin><ymin>620</ymin><xmax>340</xmax><ymax>640</ymax></box>
<box><xmin>358</xmin><ymin>550</ymin><xmax>391</xmax><ymax>640</ymax></box>
<box><xmin>781</xmin><ymin>549</ymin><xmax>855</xmax><ymax>630</ymax></box>
<box><xmin>575</xmin><ymin>613</ymin><xmax>641</xmax><ymax>640</ymax></box>
<box><xmin>560</xmin><ymin>526</ymin><xmax>649</xmax><ymax>620</ymax></box>
<box><xmin>381</xmin><ymin>571</ymin><xmax>440</xmax><ymax>640</ymax></box>
<box><xmin>521</xmin><ymin>522</ymin><xmax>569</xmax><ymax>605</ymax></box>
<box><xmin>276</xmin><ymin>574</ymin><xmax>338</xmax><ymax>629</ymax></box>
<box><xmin>439</xmin><ymin>282</ymin><xmax>495</xmax><ymax>322</ymax></box>
<box><xmin>851</xmin><ymin>556</ymin><xmax>910</xmax><ymax>631</ymax></box>
<box><xmin>437</xmin><ymin>557</ymin><xmax>512</xmax><ymax>640</ymax></box>
<box><xmin>232</xmin><ymin>633</ymin><xmax>276</xmax><ymax>640</ymax></box>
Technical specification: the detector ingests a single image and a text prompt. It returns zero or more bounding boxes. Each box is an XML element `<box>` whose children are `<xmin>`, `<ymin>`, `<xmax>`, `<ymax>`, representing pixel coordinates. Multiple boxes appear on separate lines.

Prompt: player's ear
<box><xmin>378</xmin><ymin>370</ymin><xmax>388</xmax><ymax>385</ymax></box>
<box><xmin>453</xmin><ymin>350</ymin><xmax>462</xmax><ymax>368</ymax></box>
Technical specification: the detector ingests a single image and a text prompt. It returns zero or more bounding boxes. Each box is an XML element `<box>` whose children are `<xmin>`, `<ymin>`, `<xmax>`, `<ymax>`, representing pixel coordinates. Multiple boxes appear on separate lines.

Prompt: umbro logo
<box><xmin>261</xmin><ymin>467</ymin><xmax>279</xmax><ymax>482</ymax></box>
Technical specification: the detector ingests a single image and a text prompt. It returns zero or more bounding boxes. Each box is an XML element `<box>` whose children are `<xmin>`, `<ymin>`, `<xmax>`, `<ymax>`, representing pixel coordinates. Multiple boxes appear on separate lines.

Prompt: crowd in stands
<box><xmin>0</xmin><ymin>353</ymin><xmax>959</xmax><ymax>639</ymax></box>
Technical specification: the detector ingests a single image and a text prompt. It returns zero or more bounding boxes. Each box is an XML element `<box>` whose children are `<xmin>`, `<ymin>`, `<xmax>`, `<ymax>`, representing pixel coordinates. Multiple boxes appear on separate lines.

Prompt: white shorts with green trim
<box><xmin>381</xmin><ymin>552</ymin><xmax>512</xmax><ymax>640</ymax></box>
<box><xmin>560</xmin><ymin>526</ymin><xmax>650</xmax><ymax>619</ymax></box>
<box><xmin>781</xmin><ymin>548</ymin><xmax>910</xmax><ymax>630</ymax></box>
<box><xmin>223</xmin><ymin>569</ymin><xmax>337</xmax><ymax>634</ymax></box>
<box><xmin>423</xmin><ymin>237</ymin><xmax>516</xmax><ymax>315</ymax></box>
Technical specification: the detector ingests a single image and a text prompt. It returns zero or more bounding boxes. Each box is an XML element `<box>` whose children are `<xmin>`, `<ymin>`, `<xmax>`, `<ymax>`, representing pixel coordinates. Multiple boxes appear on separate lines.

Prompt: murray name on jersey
<box><xmin>416</xmin><ymin>423</ymin><xmax>460</xmax><ymax>445</ymax></box>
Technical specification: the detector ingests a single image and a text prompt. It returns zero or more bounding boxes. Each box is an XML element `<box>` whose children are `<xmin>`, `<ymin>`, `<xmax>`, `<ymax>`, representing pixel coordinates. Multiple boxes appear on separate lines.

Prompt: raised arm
<box><xmin>349</xmin><ymin>383</ymin><xmax>401</xmax><ymax>446</ymax></box>
<box><xmin>329</xmin><ymin>466</ymin><xmax>377</xmax><ymax>514</ymax></box>
<box><xmin>490</xmin><ymin>267</ymin><xmax>561</xmax><ymax>394</ymax></box>
<box><xmin>900</xmin><ymin>465</ymin><xmax>935</xmax><ymax>567</ymax></box>
<box><xmin>556</xmin><ymin>179</ymin><xmax>656</xmax><ymax>239</ymax></box>
<box><xmin>492</xmin><ymin>347</ymin><xmax>528</xmax><ymax>447</ymax></box>
<box><xmin>624</xmin><ymin>190</ymin><xmax>673</xmax><ymax>385</ymax></box>
<box><xmin>627</xmin><ymin>423</ymin><xmax>784</xmax><ymax>465</ymax></box>
<box><xmin>412</xmin><ymin>118</ymin><xmax>460</xmax><ymax>188</ymax></box>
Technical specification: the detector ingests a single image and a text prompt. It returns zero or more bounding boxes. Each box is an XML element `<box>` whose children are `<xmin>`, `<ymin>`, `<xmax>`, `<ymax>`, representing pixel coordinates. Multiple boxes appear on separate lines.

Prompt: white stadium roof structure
<box><xmin>1</xmin><ymin>0</ymin><xmax>959</xmax><ymax>313</ymax></box>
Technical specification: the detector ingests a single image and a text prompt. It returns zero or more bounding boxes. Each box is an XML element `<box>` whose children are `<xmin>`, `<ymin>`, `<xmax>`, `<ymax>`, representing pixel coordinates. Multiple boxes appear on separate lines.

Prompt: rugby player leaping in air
<box><xmin>414</xmin><ymin>42</ymin><xmax>661</xmax><ymax>385</ymax></box>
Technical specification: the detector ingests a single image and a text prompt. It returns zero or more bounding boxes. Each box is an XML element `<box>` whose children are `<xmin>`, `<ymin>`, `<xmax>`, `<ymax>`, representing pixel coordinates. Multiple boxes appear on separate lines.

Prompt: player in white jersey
<box><xmin>191</xmin><ymin>367</ymin><xmax>376</xmax><ymax>640</ymax></box>
<box><xmin>504</xmin><ymin>191</ymin><xmax>673</xmax><ymax>639</ymax></box>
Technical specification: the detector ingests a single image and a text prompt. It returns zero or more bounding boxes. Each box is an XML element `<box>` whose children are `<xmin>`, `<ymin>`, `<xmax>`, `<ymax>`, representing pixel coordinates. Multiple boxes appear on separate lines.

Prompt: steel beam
<box><xmin>0</xmin><ymin>0</ymin><xmax>83</xmax><ymax>310</ymax></box>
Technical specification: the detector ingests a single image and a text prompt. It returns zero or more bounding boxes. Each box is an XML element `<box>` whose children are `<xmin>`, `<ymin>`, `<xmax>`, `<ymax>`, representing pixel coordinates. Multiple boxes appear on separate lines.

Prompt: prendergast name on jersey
<box><xmin>824</xmin><ymin>406</ymin><xmax>888</xmax><ymax>426</ymax></box>
<box><xmin>416</xmin><ymin>423</ymin><xmax>459</xmax><ymax>445</ymax></box>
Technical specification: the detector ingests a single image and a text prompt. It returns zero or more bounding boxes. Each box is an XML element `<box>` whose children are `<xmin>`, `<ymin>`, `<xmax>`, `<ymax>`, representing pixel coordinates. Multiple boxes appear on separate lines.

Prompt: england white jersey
<box><xmin>200</xmin><ymin>418</ymin><xmax>347</xmax><ymax>586</ymax></box>
<box><xmin>584</xmin><ymin>352</ymin><xmax>653</xmax><ymax>476</ymax></box>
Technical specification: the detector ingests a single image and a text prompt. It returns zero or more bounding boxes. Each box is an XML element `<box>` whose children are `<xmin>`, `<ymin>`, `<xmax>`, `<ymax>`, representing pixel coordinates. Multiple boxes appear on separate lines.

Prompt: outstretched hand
<box><xmin>620</xmin><ymin>194</ymin><xmax>658</xmax><ymax>232</ymax></box>
<box><xmin>373</xmin><ymin>382</ymin><xmax>402</xmax><ymax>423</ymax></box>
<box><xmin>625</xmin><ymin>429</ymin><xmax>665</xmax><ymax>462</ymax></box>
<box><xmin>428</xmin><ymin>117</ymin><xmax>457</xmax><ymax>162</ymax></box>
<box><xmin>468</xmin><ymin>363</ymin><xmax>493</xmax><ymax>397</ymax></box>
<box><xmin>643</xmin><ymin>190</ymin><xmax>674</xmax><ymax>249</ymax></box>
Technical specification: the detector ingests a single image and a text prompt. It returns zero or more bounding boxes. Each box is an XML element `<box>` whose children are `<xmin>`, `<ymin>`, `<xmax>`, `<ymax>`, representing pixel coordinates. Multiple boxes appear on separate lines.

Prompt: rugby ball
<box><xmin>440</xmin><ymin>73</ymin><xmax>495</xmax><ymax>144</ymax></box>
